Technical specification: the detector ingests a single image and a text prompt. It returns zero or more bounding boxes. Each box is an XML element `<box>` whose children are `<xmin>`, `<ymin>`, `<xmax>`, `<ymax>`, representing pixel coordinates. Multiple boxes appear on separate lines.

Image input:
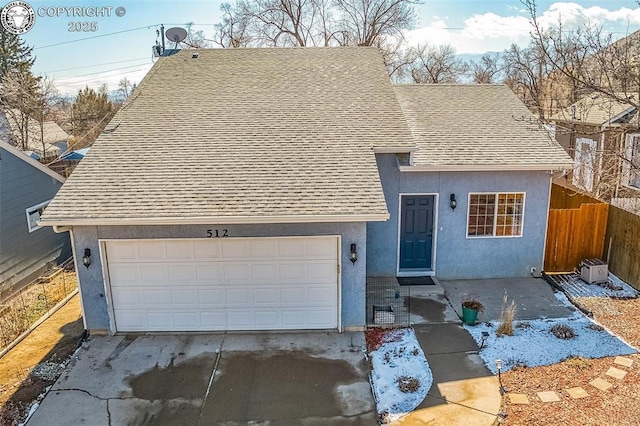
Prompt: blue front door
<box><xmin>399</xmin><ymin>195</ymin><xmax>434</xmax><ymax>270</ymax></box>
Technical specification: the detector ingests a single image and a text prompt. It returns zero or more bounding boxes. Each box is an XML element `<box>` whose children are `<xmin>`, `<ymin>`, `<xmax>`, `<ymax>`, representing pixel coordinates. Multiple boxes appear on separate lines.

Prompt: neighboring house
<box><xmin>0</xmin><ymin>112</ymin><xmax>70</xmax><ymax>161</ymax></box>
<box><xmin>0</xmin><ymin>140</ymin><xmax>71</xmax><ymax>295</ymax></box>
<box><xmin>39</xmin><ymin>48</ymin><xmax>572</xmax><ymax>334</ymax></box>
<box><xmin>551</xmin><ymin>93</ymin><xmax>640</xmax><ymax>202</ymax></box>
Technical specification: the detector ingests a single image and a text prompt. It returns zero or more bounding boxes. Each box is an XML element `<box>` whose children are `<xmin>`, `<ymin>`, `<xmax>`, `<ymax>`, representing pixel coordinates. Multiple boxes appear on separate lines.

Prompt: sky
<box><xmin>12</xmin><ymin>0</ymin><xmax>640</xmax><ymax>95</ymax></box>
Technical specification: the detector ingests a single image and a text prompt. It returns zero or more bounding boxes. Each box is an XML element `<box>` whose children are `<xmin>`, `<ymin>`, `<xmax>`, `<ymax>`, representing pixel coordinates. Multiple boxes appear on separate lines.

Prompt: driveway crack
<box><xmin>197</xmin><ymin>332</ymin><xmax>226</xmax><ymax>426</ymax></box>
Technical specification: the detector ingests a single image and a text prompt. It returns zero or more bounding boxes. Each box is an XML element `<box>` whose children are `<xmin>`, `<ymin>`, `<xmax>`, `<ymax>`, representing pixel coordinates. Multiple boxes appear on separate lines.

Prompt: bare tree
<box><xmin>236</xmin><ymin>0</ymin><xmax>321</xmax><ymax>46</ymax></box>
<box><xmin>213</xmin><ymin>3</ymin><xmax>251</xmax><ymax>47</ymax></box>
<box><xmin>117</xmin><ymin>77</ymin><xmax>136</xmax><ymax>103</ymax></box>
<box><xmin>0</xmin><ymin>70</ymin><xmax>39</xmax><ymax>150</ymax></box>
<box><xmin>469</xmin><ymin>53</ymin><xmax>503</xmax><ymax>84</ymax></box>
<box><xmin>407</xmin><ymin>44</ymin><xmax>469</xmax><ymax>84</ymax></box>
<box><xmin>333</xmin><ymin>0</ymin><xmax>418</xmax><ymax>47</ymax></box>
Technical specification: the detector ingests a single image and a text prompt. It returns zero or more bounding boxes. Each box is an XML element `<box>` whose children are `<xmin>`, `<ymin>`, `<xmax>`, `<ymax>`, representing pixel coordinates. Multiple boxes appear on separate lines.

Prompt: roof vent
<box><xmin>192</xmin><ymin>52</ymin><xmax>199</xmax><ymax>59</ymax></box>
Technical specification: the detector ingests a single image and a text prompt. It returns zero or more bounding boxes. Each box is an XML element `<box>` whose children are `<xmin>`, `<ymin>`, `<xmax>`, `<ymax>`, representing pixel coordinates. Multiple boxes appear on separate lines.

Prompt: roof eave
<box><xmin>38</xmin><ymin>212</ymin><xmax>390</xmax><ymax>227</ymax></box>
<box><xmin>400</xmin><ymin>163</ymin><xmax>574</xmax><ymax>172</ymax></box>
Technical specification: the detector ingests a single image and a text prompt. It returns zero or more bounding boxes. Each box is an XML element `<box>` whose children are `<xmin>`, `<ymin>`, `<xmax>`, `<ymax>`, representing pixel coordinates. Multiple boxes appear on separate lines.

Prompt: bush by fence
<box><xmin>0</xmin><ymin>260</ymin><xmax>78</xmax><ymax>349</ymax></box>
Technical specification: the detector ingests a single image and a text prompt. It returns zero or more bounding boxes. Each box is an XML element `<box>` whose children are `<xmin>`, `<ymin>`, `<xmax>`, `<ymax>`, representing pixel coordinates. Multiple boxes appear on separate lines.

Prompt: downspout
<box><xmin>52</xmin><ymin>225</ymin><xmax>71</xmax><ymax>233</ymax></box>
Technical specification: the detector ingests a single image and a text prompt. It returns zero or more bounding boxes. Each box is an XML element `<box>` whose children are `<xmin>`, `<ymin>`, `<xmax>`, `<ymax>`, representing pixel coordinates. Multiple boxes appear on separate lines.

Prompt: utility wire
<box><xmin>34</xmin><ymin>25</ymin><xmax>159</xmax><ymax>50</ymax></box>
<box><xmin>42</xmin><ymin>57</ymin><xmax>149</xmax><ymax>74</ymax></box>
<box><xmin>56</xmin><ymin>64</ymin><xmax>151</xmax><ymax>81</ymax></box>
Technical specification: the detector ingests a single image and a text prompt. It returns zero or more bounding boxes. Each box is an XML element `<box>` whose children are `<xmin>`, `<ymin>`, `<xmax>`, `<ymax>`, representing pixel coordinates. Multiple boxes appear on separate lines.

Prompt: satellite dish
<box><xmin>165</xmin><ymin>27</ymin><xmax>187</xmax><ymax>43</ymax></box>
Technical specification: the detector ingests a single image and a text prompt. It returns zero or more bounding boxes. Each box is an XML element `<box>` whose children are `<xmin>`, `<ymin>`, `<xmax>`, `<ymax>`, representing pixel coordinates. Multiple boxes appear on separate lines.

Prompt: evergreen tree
<box><xmin>71</xmin><ymin>86</ymin><xmax>115</xmax><ymax>148</ymax></box>
<box><xmin>0</xmin><ymin>26</ymin><xmax>34</xmax><ymax>78</ymax></box>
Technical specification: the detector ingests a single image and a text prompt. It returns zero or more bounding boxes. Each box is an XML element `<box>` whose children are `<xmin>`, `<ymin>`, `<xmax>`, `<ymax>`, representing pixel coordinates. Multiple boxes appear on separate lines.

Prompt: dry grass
<box><xmin>496</xmin><ymin>293</ymin><xmax>516</xmax><ymax>337</ymax></box>
<box><xmin>501</xmin><ymin>297</ymin><xmax>640</xmax><ymax>425</ymax></box>
<box><xmin>0</xmin><ymin>270</ymin><xmax>78</xmax><ymax>349</ymax></box>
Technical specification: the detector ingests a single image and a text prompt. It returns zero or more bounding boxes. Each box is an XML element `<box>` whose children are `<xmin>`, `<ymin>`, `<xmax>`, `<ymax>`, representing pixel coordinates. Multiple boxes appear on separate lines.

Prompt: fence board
<box><xmin>605</xmin><ymin>205</ymin><xmax>640</xmax><ymax>290</ymax></box>
<box><xmin>544</xmin><ymin>203</ymin><xmax>608</xmax><ymax>272</ymax></box>
<box><xmin>550</xmin><ymin>184</ymin><xmax>601</xmax><ymax>209</ymax></box>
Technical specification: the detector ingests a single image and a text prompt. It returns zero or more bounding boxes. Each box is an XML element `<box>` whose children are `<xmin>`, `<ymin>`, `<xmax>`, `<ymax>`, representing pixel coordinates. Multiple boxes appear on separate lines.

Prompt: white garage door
<box><xmin>104</xmin><ymin>237</ymin><xmax>339</xmax><ymax>332</ymax></box>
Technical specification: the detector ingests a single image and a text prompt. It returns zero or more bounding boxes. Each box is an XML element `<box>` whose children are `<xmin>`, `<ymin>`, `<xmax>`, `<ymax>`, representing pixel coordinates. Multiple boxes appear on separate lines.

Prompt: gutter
<box><xmin>39</xmin><ymin>212</ymin><xmax>391</xmax><ymax>228</ymax></box>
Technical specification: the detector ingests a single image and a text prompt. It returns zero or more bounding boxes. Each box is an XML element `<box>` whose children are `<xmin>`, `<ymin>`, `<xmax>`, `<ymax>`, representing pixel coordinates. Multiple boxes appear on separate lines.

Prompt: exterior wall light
<box><xmin>83</xmin><ymin>248</ymin><xmax>92</xmax><ymax>268</ymax></box>
<box><xmin>450</xmin><ymin>194</ymin><xmax>457</xmax><ymax>210</ymax></box>
<box><xmin>350</xmin><ymin>243</ymin><xmax>358</xmax><ymax>264</ymax></box>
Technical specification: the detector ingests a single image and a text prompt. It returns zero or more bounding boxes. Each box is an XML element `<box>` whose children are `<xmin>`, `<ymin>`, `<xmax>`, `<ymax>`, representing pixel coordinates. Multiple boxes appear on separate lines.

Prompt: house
<box><xmin>0</xmin><ymin>112</ymin><xmax>70</xmax><ymax>161</ymax></box>
<box><xmin>0</xmin><ymin>140</ymin><xmax>71</xmax><ymax>295</ymax></box>
<box><xmin>39</xmin><ymin>48</ymin><xmax>572</xmax><ymax>334</ymax></box>
<box><xmin>551</xmin><ymin>93</ymin><xmax>640</xmax><ymax>203</ymax></box>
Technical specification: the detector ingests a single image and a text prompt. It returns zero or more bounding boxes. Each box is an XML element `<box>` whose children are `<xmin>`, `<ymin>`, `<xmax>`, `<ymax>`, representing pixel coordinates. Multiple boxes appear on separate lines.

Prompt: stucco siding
<box><xmin>72</xmin><ymin>222</ymin><xmax>367</xmax><ymax>332</ymax></box>
<box><xmin>367</xmin><ymin>154</ymin><xmax>551</xmax><ymax>279</ymax></box>
<box><xmin>0</xmin><ymin>147</ymin><xmax>71</xmax><ymax>291</ymax></box>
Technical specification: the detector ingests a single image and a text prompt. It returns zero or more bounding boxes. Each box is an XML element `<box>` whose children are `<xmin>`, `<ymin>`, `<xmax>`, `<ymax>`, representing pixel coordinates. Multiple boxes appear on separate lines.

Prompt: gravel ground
<box><xmin>501</xmin><ymin>297</ymin><xmax>640</xmax><ymax>426</ymax></box>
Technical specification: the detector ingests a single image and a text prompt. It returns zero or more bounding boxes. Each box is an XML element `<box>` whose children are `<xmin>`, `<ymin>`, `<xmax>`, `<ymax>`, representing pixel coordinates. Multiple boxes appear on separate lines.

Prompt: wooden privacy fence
<box><xmin>605</xmin><ymin>205</ymin><xmax>640</xmax><ymax>289</ymax></box>
<box><xmin>544</xmin><ymin>203</ymin><xmax>609</xmax><ymax>272</ymax></box>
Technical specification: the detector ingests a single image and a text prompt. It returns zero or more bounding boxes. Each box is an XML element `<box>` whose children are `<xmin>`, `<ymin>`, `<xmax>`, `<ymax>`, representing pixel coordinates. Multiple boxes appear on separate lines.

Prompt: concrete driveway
<box><xmin>27</xmin><ymin>332</ymin><xmax>376</xmax><ymax>425</ymax></box>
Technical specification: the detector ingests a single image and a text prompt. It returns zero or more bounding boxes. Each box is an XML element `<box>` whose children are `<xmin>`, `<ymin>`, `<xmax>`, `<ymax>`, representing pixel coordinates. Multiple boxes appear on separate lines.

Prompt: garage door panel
<box><xmin>193</xmin><ymin>240</ymin><xmax>221</xmax><ymax>259</ymax></box>
<box><xmin>199</xmin><ymin>289</ymin><xmax>225</xmax><ymax>304</ymax></box>
<box><xmin>250</xmin><ymin>240</ymin><xmax>278</xmax><ymax>258</ymax></box>
<box><xmin>109</xmin><ymin>265</ymin><xmax>140</xmax><ymax>283</ymax></box>
<box><xmin>137</xmin><ymin>242</ymin><xmax>165</xmax><ymax>260</ymax></box>
<box><xmin>201</xmin><ymin>312</ymin><xmax>226</xmax><ymax>327</ymax></box>
<box><xmin>165</xmin><ymin>241</ymin><xmax>194</xmax><ymax>259</ymax></box>
<box><xmin>111</xmin><ymin>289</ymin><xmax>144</xmax><ymax>306</ymax></box>
<box><xmin>147</xmin><ymin>312</ymin><xmax>172</xmax><ymax>328</ymax></box>
<box><xmin>168</xmin><ymin>265</ymin><xmax>197</xmax><ymax>281</ymax></box>
<box><xmin>195</xmin><ymin>265</ymin><xmax>224</xmax><ymax>282</ymax></box>
<box><xmin>278</xmin><ymin>239</ymin><xmax>306</xmax><ymax>258</ymax></box>
<box><xmin>279</xmin><ymin>263</ymin><xmax>306</xmax><ymax>280</ymax></box>
<box><xmin>308</xmin><ymin>262</ymin><xmax>336</xmax><ymax>281</ymax></box>
<box><xmin>221</xmin><ymin>240</ymin><xmax>250</xmax><ymax>259</ymax></box>
<box><xmin>107</xmin><ymin>242</ymin><xmax>138</xmax><ymax>260</ymax></box>
<box><xmin>223</xmin><ymin>264</ymin><xmax>251</xmax><ymax>282</ymax></box>
<box><xmin>251</xmin><ymin>263</ymin><xmax>279</xmax><ymax>281</ymax></box>
<box><xmin>253</xmin><ymin>288</ymin><xmax>280</xmax><ymax>304</ymax></box>
<box><xmin>143</xmin><ymin>289</ymin><xmax>171</xmax><ymax>305</ymax></box>
<box><xmin>226</xmin><ymin>289</ymin><xmax>250</xmax><ymax>304</ymax></box>
<box><xmin>106</xmin><ymin>237</ymin><xmax>339</xmax><ymax>332</ymax></box>
<box><xmin>170</xmin><ymin>289</ymin><xmax>199</xmax><ymax>305</ymax></box>
<box><xmin>141</xmin><ymin>266</ymin><xmax>168</xmax><ymax>282</ymax></box>
<box><xmin>306</xmin><ymin>239</ymin><xmax>336</xmax><ymax>257</ymax></box>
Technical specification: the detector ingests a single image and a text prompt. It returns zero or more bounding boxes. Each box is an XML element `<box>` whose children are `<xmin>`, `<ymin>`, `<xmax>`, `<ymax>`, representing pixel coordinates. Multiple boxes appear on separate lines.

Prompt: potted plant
<box><xmin>461</xmin><ymin>297</ymin><xmax>485</xmax><ymax>325</ymax></box>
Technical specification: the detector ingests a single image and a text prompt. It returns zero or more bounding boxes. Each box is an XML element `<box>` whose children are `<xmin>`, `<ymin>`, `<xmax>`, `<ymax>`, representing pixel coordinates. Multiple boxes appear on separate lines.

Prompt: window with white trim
<box><xmin>25</xmin><ymin>200</ymin><xmax>51</xmax><ymax>233</ymax></box>
<box><xmin>624</xmin><ymin>134</ymin><xmax>640</xmax><ymax>189</ymax></box>
<box><xmin>467</xmin><ymin>193</ymin><xmax>525</xmax><ymax>237</ymax></box>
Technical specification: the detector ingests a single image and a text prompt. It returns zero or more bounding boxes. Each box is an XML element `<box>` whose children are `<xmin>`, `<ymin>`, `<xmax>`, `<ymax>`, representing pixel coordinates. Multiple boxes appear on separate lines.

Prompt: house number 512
<box><xmin>206</xmin><ymin>229</ymin><xmax>228</xmax><ymax>238</ymax></box>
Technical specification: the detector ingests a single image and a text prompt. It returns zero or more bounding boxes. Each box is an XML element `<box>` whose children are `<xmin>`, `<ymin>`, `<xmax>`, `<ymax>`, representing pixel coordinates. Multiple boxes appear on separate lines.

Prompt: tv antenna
<box><xmin>165</xmin><ymin>27</ymin><xmax>187</xmax><ymax>47</ymax></box>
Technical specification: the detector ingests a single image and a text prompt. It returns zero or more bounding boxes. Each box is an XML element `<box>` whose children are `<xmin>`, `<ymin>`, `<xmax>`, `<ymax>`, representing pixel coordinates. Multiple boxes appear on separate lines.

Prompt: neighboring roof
<box><xmin>41</xmin><ymin>47</ymin><xmax>415</xmax><ymax>226</ymax></box>
<box><xmin>0</xmin><ymin>140</ymin><xmax>66</xmax><ymax>183</ymax></box>
<box><xmin>1</xmin><ymin>112</ymin><xmax>69</xmax><ymax>155</ymax></box>
<box><xmin>550</xmin><ymin>93</ymin><xmax>638</xmax><ymax>126</ymax></box>
<box><xmin>394</xmin><ymin>84</ymin><xmax>573</xmax><ymax>170</ymax></box>
<box><xmin>60</xmin><ymin>147</ymin><xmax>89</xmax><ymax>161</ymax></box>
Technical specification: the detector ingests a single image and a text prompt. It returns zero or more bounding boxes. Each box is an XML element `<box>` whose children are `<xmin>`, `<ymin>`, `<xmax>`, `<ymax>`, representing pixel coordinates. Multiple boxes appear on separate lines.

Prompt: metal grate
<box><xmin>366</xmin><ymin>277</ymin><xmax>411</xmax><ymax>327</ymax></box>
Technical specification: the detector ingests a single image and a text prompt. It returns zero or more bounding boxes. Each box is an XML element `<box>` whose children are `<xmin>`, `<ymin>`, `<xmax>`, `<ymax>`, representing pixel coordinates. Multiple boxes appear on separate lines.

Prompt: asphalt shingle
<box><xmin>393</xmin><ymin>84</ymin><xmax>573</xmax><ymax>168</ymax></box>
<box><xmin>41</xmin><ymin>47</ymin><xmax>415</xmax><ymax>224</ymax></box>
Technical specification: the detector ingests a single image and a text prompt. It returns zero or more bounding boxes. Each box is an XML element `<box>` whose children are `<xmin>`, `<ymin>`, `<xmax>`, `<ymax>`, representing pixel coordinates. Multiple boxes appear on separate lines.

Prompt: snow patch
<box><xmin>369</xmin><ymin>328</ymin><xmax>432</xmax><ymax>423</ymax></box>
<box><xmin>465</xmin><ymin>311</ymin><xmax>637</xmax><ymax>374</ymax></box>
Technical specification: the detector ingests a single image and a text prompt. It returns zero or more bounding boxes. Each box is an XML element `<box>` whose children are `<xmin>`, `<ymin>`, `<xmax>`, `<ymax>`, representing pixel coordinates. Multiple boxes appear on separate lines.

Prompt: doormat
<box><xmin>397</xmin><ymin>276</ymin><xmax>435</xmax><ymax>286</ymax></box>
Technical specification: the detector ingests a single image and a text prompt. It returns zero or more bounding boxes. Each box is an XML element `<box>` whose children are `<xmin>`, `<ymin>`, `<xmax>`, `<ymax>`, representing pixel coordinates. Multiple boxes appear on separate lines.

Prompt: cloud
<box><xmin>405</xmin><ymin>2</ymin><xmax>640</xmax><ymax>55</ymax></box>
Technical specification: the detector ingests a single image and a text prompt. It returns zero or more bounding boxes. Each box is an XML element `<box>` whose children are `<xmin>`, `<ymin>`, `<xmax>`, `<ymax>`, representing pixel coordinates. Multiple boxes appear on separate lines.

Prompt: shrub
<box><xmin>496</xmin><ymin>292</ymin><xmax>516</xmax><ymax>337</ymax></box>
<box><xmin>396</xmin><ymin>375</ymin><xmax>420</xmax><ymax>393</ymax></box>
<box><xmin>550</xmin><ymin>324</ymin><xmax>576</xmax><ymax>339</ymax></box>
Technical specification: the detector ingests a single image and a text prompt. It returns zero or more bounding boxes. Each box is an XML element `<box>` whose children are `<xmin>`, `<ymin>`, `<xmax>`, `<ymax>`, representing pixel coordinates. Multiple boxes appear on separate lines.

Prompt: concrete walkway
<box><xmin>396</xmin><ymin>323</ymin><xmax>501</xmax><ymax>425</ymax></box>
<box><xmin>390</xmin><ymin>277</ymin><xmax>576</xmax><ymax>425</ymax></box>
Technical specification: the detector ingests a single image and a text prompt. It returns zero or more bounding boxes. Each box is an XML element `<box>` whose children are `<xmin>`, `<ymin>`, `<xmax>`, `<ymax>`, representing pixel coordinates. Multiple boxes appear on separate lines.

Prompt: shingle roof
<box><xmin>2</xmin><ymin>113</ymin><xmax>69</xmax><ymax>156</ymax></box>
<box><xmin>41</xmin><ymin>47</ymin><xmax>415</xmax><ymax>225</ymax></box>
<box><xmin>394</xmin><ymin>84</ymin><xmax>573</xmax><ymax>169</ymax></box>
<box><xmin>550</xmin><ymin>93</ymin><xmax>637</xmax><ymax>126</ymax></box>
